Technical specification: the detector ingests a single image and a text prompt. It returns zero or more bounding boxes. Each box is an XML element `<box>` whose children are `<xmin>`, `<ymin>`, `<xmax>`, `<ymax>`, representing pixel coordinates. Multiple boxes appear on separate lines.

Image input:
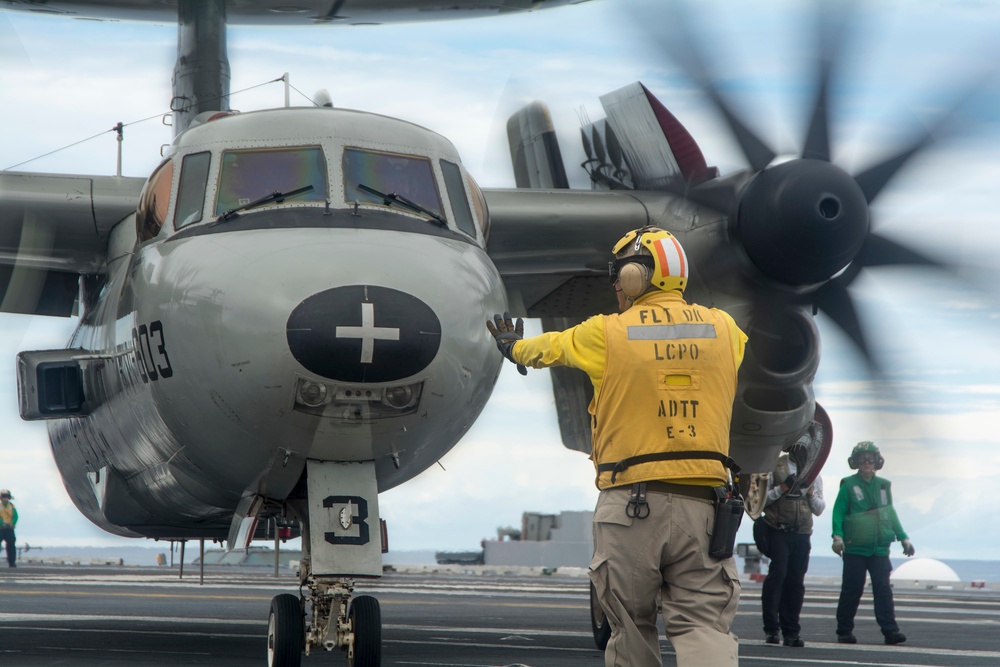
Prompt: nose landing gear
<box><xmin>267</xmin><ymin>572</ymin><xmax>384</xmax><ymax>666</ymax></box>
<box><xmin>267</xmin><ymin>459</ymin><xmax>385</xmax><ymax>666</ymax></box>
<box><xmin>304</xmin><ymin>578</ymin><xmax>382</xmax><ymax>665</ymax></box>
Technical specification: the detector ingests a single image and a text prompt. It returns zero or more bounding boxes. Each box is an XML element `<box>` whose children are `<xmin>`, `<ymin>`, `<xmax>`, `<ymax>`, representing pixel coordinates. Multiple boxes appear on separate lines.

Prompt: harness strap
<box><xmin>598</xmin><ymin>450</ymin><xmax>741</xmax><ymax>485</ymax></box>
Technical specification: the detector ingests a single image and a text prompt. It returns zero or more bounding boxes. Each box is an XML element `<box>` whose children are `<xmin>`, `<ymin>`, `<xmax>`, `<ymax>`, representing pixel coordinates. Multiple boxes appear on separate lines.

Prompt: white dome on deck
<box><xmin>891</xmin><ymin>558</ymin><xmax>961</xmax><ymax>584</ymax></box>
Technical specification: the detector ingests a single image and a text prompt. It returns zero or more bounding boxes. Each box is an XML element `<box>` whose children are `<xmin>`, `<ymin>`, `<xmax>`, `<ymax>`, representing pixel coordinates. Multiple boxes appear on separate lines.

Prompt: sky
<box><xmin>1</xmin><ymin>0</ymin><xmax>999</xmax><ymax>562</ymax></box>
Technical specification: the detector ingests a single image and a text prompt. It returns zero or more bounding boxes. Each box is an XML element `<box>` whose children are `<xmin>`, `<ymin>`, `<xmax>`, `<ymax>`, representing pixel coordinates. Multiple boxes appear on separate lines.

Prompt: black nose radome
<box><xmin>287</xmin><ymin>285</ymin><xmax>441</xmax><ymax>383</ymax></box>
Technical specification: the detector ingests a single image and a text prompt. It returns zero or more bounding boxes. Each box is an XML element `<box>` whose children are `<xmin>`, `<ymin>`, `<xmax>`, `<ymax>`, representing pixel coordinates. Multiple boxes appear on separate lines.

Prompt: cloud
<box><xmin>2</xmin><ymin>0</ymin><xmax>999</xmax><ymax>564</ymax></box>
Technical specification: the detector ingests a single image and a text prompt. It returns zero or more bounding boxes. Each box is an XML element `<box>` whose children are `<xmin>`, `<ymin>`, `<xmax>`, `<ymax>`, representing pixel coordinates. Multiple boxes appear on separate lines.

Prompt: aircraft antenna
<box><xmin>114</xmin><ymin>122</ymin><xmax>124</xmax><ymax>176</ymax></box>
<box><xmin>3</xmin><ymin>76</ymin><xmax>285</xmax><ymax>172</ymax></box>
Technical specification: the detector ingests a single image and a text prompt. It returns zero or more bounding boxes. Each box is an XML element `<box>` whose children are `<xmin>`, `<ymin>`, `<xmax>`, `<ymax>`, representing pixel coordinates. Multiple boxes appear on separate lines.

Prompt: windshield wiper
<box><xmin>356</xmin><ymin>183</ymin><xmax>447</xmax><ymax>227</ymax></box>
<box><xmin>217</xmin><ymin>184</ymin><xmax>315</xmax><ymax>222</ymax></box>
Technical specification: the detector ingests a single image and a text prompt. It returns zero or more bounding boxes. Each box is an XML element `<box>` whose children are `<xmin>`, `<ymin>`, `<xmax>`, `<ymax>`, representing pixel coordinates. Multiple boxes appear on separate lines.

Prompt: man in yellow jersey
<box><xmin>487</xmin><ymin>226</ymin><xmax>747</xmax><ymax>667</ymax></box>
<box><xmin>0</xmin><ymin>490</ymin><xmax>17</xmax><ymax>567</ymax></box>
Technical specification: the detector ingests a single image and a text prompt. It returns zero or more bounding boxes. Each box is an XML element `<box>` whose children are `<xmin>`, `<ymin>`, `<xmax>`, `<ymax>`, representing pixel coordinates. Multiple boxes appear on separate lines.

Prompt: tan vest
<box><xmin>0</xmin><ymin>502</ymin><xmax>14</xmax><ymax>526</ymax></box>
<box><xmin>763</xmin><ymin>458</ymin><xmax>814</xmax><ymax>535</ymax></box>
<box><xmin>593</xmin><ymin>297</ymin><xmax>740</xmax><ymax>488</ymax></box>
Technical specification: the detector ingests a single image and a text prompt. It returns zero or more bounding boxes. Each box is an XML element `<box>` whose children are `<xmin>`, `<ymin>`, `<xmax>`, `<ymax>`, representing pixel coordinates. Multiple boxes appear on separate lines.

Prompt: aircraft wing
<box><xmin>0</xmin><ymin>172</ymin><xmax>142</xmax><ymax>316</ymax></box>
<box><xmin>483</xmin><ymin>187</ymin><xmax>633</xmax><ymax>455</ymax></box>
<box><xmin>482</xmin><ymin>188</ymin><xmax>659</xmax><ymax>319</ymax></box>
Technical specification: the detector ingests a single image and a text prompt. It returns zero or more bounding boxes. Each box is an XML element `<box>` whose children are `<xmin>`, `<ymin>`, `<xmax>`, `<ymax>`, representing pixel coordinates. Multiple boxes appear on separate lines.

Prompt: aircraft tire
<box><xmin>590</xmin><ymin>581</ymin><xmax>611</xmax><ymax>650</ymax></box>
<box><xmin>267</xmin><ymin>593</ymin><xmax>304</xmax><ymax>667</ymax></box>
<box><xmin>349</xmin><ymin>595</ymin><xmax>382</xmax><ymax>667</ymax></box>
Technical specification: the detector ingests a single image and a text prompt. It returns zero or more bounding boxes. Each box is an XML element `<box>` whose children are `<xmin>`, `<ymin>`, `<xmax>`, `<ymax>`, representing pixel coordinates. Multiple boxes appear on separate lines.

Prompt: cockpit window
<box><xmin>343</xmin><ymin>148</ymin><xmax>443</xmax><ymax>219</ymax></box>
<box><xmin>465</xmin><ymin>170</ymin><xmax>489</xmax><ymax>239</ymax></box>
<box><xmin>215</xmin><ymin>147</ymin><xmax>327</xmax><ymax>217</ymax></box>
<box><xmin>136</xmin><ymin>158</ymin><xmax>174</xmax><ymax>243</ymax></box>
<box><xmin>174</xmin><ymin>151</ymin><xmax>211</xmax><ymax>229</ymax></box>
<box><xmin>440</xmin><ymin>160</ymin><xmax>476</xmax><ymax>238</ymax></box>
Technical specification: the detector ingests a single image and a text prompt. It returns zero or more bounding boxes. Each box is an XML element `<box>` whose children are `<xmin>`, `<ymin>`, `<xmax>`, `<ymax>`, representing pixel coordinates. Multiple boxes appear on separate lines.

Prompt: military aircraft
<box><xmin>1</xmin><ymin>0</ymin><xmax>997</xmax><ymax>665</ymax></box>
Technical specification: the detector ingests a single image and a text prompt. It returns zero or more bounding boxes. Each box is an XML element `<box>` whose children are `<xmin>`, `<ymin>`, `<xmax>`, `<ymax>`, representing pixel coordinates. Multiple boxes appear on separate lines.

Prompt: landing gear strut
<box><xmin>302</xmin><ymin>577</ymin><xmax>381</xmax><ymax>665</ymax></box>
<box><xmin>266</xmin><ymin>460</ymin><xmax>384</xmax><ymax>666</ymax></box>
<box><xmin>267</xmin><ymin>567</ymin><xmax>384</xmax><ymax>666</ymax></box>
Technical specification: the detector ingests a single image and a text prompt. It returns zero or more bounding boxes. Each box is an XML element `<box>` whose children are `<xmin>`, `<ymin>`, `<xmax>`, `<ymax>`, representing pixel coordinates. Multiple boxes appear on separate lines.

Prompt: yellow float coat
<box><xmin>512</xmin><ymin>290</ymin><xmax>746</xmax><ymax>488</ymax></box>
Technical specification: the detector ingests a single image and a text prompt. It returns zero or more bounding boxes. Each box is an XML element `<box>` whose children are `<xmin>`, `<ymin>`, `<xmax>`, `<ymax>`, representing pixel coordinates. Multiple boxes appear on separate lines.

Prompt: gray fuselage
<box><xmin>47</xmin><ymin>107</ymin><xmax>506</xmax><ymax>538</ymax></box>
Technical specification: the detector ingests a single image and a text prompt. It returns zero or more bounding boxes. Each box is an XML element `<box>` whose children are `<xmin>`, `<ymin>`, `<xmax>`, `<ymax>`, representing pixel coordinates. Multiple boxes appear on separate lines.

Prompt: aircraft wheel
<box><xmin>590</xmin><ymin>581</ymin><xmax>611</xmax><ymax>650</ymax></box>
<box><xmin>267</xmin><ymin>593</ymin><xmax>304</xmax><ymax>667</ymax></box>
<box><xmin>349</xmin><ymin>595</ymin><xmax>382</xmax><ymax>667</ymax></box>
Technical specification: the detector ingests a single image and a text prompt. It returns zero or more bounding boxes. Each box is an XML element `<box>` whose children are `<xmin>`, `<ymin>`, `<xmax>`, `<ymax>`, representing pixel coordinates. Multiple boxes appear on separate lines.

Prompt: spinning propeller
<box><xmin>635</xmin><ymin>0</ymin><xmax>986</xmax><ymax>375</ymax></box>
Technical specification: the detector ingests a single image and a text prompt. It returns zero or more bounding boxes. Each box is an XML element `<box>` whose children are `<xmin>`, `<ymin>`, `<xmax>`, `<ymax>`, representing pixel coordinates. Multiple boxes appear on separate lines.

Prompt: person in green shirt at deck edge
<box><xmin>831</xmin><ymin>441</ymin><xmax>915</xmax><ymax>646</ymax></box>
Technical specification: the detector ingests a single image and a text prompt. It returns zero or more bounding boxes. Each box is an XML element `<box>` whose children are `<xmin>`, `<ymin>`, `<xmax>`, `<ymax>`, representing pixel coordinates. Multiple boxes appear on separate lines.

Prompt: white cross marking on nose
<box><xmin>336</xmin><ymin>302</ymin><xmax>399</xmax><ymax>364</ymax></box>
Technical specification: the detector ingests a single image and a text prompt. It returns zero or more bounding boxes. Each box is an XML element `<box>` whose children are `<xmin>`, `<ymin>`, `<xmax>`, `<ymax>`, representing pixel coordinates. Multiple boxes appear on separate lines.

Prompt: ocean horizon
<box><xmin>794</xmin><ymin>555</ymin><xmax>1000</xmax><ymax>584</ymax></box>
<box><xmin>12</xmin><ymin>545</ymin><xmax>1000</xmax><ymax>584</ymax></box>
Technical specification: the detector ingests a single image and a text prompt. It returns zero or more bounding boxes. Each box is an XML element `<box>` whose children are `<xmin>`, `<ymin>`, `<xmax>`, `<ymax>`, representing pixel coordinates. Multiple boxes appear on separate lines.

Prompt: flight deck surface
<box><xmin>1</xmin><ymin>564</ymin><xmax>998</xmax><ymax>666</ymax></box>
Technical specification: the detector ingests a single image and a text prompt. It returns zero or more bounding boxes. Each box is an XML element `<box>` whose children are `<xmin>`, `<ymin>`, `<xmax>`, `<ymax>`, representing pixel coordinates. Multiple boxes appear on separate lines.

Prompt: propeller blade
<box><xmin>671</xmin><ymin>171</ymin><xmax>746</xmax><ymax>216</ymax></box>
<box><xmin>580</xmin><ymin>127</ymin><xmax>594</xmax><ymax>162</ymax></box>
<box><xmin>801</xmin><ymin>1</ymin><xmax>853</xmax><ymax>161</ymax></box>
<box><xmin>856</xmin><ymin>232</ymin><xmax>952</xmax><ymax>271</ymax></box>
<box><xmin>812</xmin><ymin>280</ymin><xmax>882</xmax><ymax>377</ymax></box>
<box><xmin>853</xmin><ymin>232</ymin><xmax>994</xmax><ymax>297</ymax></box>
<box><xmin>852</xmin><ymin>136</ymin><xmax>933</xmax><ymax>206</ymax></box>
<box><xmin>691</xmin><ymin>236</ymin><xmax>750</xmax><ymax>292</ymax></box>
<box><xmin>632</xmin><ymin>1</ymin><xmax>776</xmax><ymax>171</ymax></box>
<box><xmin>801</xmin><ymin>59</ymin><xmax>832</xmax><ymax>162</ymax></box>
<box><xmin>591</xmin><ymin>125</ymin><xmax>607</xmax><ymax>165</ymax></box>
<box><xmin>853</xmin><ymin>69</ymin><xmax>992</xmax><ymax>204</ymax></box>
<box><xmin>605</xmin><ymin>122</ymin><xmax>625</xmax><ymax>172</ymax></box>
<box><xmin>712</xmin><ymin>93</ymin><xmax>779</xmax><ymax>172</ymax></box>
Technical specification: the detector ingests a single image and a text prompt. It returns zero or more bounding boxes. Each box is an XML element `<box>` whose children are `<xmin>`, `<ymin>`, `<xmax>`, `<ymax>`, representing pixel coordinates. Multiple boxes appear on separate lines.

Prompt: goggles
<box><xmin>855</xmin><ymin>454</ymin><xmax>878</xmax><ymax>464</ymax></box>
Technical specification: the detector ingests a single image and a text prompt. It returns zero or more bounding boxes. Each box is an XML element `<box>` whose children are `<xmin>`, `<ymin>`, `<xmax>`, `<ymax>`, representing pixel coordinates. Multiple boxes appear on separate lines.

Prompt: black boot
<box><xmin>783</xmin><ymin>634</ymin><xmax>805</xmax><ymax>647</ymax></box>
<box><xmin>884</xmin><ymin>631</ymin><xmax>906</xmax><ymax>645</ymax></box>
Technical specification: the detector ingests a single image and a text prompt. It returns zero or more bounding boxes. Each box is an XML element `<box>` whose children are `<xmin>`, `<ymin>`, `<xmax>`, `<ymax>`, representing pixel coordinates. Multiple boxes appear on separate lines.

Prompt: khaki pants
<box><xmin>588</xmin><ymin>486</ymin><xmax>741</xmax><ymax>667</ymax></box>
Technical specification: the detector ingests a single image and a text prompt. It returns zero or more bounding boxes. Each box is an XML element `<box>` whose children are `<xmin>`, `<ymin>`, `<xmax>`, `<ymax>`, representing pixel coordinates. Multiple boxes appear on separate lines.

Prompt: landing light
<box><xmin>292</xmin><ymin>377</ymin><xmax>423</xmax><ymax>420</ymax></box>
<box><xmin>383</xmin><ymin>385</ymin><xmax>414</xmax><ymax>409</ymax></box>
<box><xmin>297</xmin><ymin>381</ymin><xmax>327</xmax><ymax>408</ymax></box>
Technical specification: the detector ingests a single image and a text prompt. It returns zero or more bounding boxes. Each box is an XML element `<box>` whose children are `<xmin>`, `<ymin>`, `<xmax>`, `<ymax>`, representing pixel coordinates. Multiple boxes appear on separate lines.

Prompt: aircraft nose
<box><xmin>286</xmin><ymin>285</ymin><xmax>442</xmax><ymax>382</ymax></box>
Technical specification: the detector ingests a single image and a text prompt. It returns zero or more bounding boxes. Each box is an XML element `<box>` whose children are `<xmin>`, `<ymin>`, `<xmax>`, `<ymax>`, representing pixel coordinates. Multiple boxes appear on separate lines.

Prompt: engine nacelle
<box><xmin>729</xmin><ymin>305</ymin><xmax>820</xmax><ymax>473</ymax></box>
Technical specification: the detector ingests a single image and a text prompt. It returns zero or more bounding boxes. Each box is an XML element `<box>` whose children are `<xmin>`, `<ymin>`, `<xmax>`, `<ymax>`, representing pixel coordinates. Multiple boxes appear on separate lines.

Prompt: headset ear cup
<box><xmin>876</xmin><ymin>455</ymin><xmax>884</xmax><ymax>470</ymax></box>
<box><xmin>848</xmin><ymin>456</ymin><xmax>858</xmax><ymax>470</ymax></box>
<box><xmin>618</xmin><ymin>262</ymin><xmax>648</xmax><ymax>298</ymax></box>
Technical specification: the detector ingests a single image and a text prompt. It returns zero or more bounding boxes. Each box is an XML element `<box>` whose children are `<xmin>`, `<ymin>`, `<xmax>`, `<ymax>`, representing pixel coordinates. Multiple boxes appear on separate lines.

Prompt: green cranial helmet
<box><xmin>849</xmin><ymin>441</ymin><xmax>884</xmax><ymax>470</ymax></box>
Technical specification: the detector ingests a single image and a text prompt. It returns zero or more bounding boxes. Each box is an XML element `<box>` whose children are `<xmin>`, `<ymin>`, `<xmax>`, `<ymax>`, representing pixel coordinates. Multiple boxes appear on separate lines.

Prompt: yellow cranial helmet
<box><xmin>610</xmin><ymin>226</ymin><xmax>688</xmax><ymax>298</ymax></box>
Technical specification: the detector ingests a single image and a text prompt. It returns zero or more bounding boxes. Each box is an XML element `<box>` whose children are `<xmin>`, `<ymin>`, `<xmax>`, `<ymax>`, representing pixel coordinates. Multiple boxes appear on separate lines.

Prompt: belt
<box><xmin>642</xmin><ymin>480</ymin><xmax>717</xmax><ymax>501</ymax></box>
